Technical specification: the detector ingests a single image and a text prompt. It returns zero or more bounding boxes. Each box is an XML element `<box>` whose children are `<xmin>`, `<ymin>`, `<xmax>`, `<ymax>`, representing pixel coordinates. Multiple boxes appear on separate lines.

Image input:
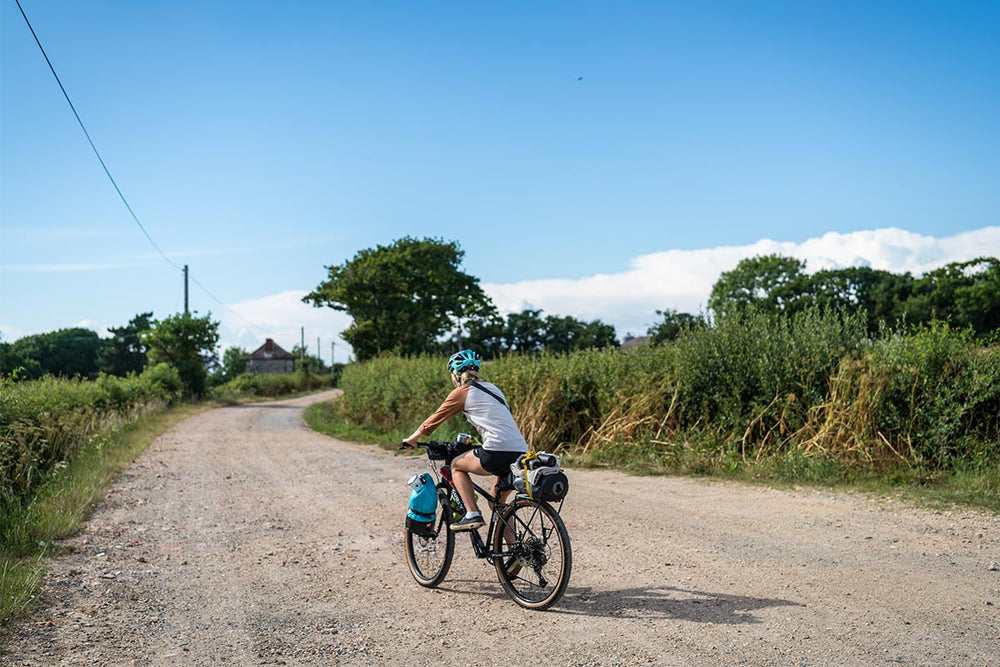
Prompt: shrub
<box><xmin>799</xmin><ymin>322</ymin><xmax>1000</xmax><ymax>468</ymax></box>
<box><xmin>0</xmin><ymin>370</ymin><xmax>182</xmax><ymax>504</ymax></box>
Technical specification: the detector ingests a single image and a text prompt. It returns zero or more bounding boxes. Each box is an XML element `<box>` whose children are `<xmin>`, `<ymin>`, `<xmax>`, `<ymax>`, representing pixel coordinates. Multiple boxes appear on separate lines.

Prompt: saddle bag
<box><xmin>510</xmin><ymin>452</ymin><xmax>569</xmax><ymax>502</ymax></box>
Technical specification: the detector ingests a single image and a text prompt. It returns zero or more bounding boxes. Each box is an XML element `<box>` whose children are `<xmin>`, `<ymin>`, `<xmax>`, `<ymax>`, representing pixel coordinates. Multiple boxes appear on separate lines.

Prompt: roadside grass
<box><xmin>304</xmin><ymin>399</ymin><xmax>401</xmax><ymax>451</ymax></box>
<box><xmin>571</xmin><ymin>439</ymin><xmax>1000</xmax><ymax>513</ymax></box>
<box><xmin>0</xmin><ymin>402</ymin><xmax>208</xmax><ymax>634</ymax></box>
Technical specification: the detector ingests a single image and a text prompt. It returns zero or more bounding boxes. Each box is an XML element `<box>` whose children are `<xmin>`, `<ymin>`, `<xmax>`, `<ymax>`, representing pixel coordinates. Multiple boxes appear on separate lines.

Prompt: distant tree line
<box><xmin>466</xmin><ymin>308</ymin><xmax>618</xmax><ymax>358</ymax></box>
<box><xmin>0</xmin><ymin>312</ymin><xmax>155</xmax><ymax>381</ymax></box>
<box><xmin>647</xmin><ymin>254</ymin><xmax>1000</xmax><ymax>343</ymax></box>
<box><xmin>1</xmin><ymin>312</ymin><xmax>221</xmax><ymax>396</ymax></box>
<box><xmin>1</xmin><ymin>310</ymin><xmax>335</xmax><ymax>396</ymax></box>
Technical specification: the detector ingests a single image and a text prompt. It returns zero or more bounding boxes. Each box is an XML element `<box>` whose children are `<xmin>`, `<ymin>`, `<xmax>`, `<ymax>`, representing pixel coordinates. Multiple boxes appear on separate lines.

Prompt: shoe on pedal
<box><xmin>450</xmin><ymin>513</ymin><xmax>485</xmax><ymax>532</ymax></box>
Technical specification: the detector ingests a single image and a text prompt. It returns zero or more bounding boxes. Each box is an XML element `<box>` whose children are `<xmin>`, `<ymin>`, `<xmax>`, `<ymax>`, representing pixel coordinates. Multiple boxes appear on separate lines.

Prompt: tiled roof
<box><xmin>248</xmin><ymin>338</ymin><xmax>295</xmax><ymax>360</ymax></box>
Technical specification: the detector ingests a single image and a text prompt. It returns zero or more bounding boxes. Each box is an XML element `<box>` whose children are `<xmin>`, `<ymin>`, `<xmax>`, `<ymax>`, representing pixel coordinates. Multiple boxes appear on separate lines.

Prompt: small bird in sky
<box><xmin>577</xmin><ymin>76</ymin><xmax>584</xmax><ymax>81</ymax></box>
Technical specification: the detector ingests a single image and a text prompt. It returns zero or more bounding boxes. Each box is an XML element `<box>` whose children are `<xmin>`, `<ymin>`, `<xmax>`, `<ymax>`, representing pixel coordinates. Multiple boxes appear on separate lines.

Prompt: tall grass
<box><xmin>1</xmin><ymin>364</ymin><xmax>182</xmax><ymax>510</ymax></box>
<box><xmin>334</xmin><ymin>312</ymin><xmax>999</xmax><ymax>494</ymax></box>
<box><xmin>798</xmin><ymin>322</ymin><xmax>1000</xmax><ymax>468</ymax></box>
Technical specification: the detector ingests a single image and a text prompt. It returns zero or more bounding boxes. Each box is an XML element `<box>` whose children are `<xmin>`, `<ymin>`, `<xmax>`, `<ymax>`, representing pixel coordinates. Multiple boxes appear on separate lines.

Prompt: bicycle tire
<box><xmin>491</xmin><ymin>498</ymin><xmax>572</xmax><ymax>610</ymax></box>
<box><xmin>405</xmin><ymin>511</ymin><xmax>454</xmax><ymax>587</ymax></box>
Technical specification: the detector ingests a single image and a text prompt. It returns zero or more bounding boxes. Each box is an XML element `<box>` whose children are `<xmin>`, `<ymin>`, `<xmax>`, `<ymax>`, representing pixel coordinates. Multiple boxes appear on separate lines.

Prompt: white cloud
<box><xmin>0</xmin><ymin>324</ymin><xmax>27</xmax><ymax>343</ymax></box>
<box><xmin>217</xmin><ymin>290</ymin><xmax>354</xmax><ymax>364</ymax></box>
<box><xmin>74</xmin><ymin>319</ymin><xmax>103</xmax><ymax>333</ymax></box>
<box><xmin>483</xmin><ymin>226</ymin><xmax>1000</xmax><ymax>337</ymax></box>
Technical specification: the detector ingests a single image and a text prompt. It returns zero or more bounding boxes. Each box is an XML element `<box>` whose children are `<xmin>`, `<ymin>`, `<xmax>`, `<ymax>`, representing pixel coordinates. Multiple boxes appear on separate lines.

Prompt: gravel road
<box><xmin>4</xmin><ymin>391</ymin><xmax>998</xmax><ymax>666</ymax></box>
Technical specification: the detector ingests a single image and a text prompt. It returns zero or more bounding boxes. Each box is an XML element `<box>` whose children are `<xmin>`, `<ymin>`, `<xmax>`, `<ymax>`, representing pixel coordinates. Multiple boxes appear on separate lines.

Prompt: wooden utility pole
<box><xmin>183</xmin><ymin>265</ymin><xmax>189</xmax><ymax>314</ymax></box>
<box><xmin>300</xmin><ymin>327</ymin><xmax>305</xmax><ymax>361</ymax></box>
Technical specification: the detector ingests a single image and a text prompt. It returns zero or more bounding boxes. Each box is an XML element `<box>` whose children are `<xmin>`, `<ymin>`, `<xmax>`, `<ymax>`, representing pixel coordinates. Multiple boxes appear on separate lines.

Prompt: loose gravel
<box><xmin>4</xmin><ymin>391</ymin><xmax>998</xmax><ymax>666</ymax></box>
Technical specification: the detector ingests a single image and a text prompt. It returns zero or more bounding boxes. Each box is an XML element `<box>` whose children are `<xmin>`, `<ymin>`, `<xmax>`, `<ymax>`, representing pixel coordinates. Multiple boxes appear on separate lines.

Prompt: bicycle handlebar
<box><xmin>398</xmin><ymin>440</ymin><xmax>452</xmax><ymax>450</ymax></box>
<box><xmin>399</xmin><ymin>439</ymin><xmax>474</xmax><ymax>461</ymax></box>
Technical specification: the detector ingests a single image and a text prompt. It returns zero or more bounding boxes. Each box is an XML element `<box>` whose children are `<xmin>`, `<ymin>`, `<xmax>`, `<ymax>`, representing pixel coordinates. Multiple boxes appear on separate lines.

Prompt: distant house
<box><xmin>247</xmin><ymin>338</ymin><xmax>295</xmax><ymax>374</ymax></box>
<box><xmin>620</xmin><ymin>335</ymin><xmax>649</xmax><ymax>351</ymax></box>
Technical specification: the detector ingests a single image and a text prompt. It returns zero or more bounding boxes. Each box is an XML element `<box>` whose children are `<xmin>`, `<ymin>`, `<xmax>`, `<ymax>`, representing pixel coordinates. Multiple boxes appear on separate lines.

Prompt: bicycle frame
<box><xmin>427</xmin><ymin>454</ymin><xmax>512</xmax><ymax>563</ymax></box>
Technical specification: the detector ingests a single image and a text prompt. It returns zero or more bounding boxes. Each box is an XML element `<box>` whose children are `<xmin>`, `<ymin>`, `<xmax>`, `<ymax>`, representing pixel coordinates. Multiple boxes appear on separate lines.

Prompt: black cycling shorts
<box><xmin>473</xmin><ymin>448</ymin><xmax>523</xmax><ymax>476</ymax></box>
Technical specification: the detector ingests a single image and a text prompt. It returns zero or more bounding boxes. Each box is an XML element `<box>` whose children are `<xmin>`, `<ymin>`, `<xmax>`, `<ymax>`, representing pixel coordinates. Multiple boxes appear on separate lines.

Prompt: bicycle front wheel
<box><xmin>405</xmin><ymin>513</ymin><xmax>454</xmax><ymax>587</ymax></box>
<box><xmin>491</xmin><ymin>498</ymin><xmax>572</xmax><ymax>610</ymax></box>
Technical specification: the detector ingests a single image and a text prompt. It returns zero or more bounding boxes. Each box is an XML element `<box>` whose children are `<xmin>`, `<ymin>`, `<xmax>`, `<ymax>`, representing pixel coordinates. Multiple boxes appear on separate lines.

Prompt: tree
<box><xmin>144</xmin><ymin>312</ymin><xmax>220</xmax><ymax>396</ymax></box>
<box><xmin>484</xmin><ymin>309</ymin><xmax>619</xmax><ymax>354</ymax></box>
<box><xmin>99</xmin><ymin>312</ymin><xmax>153</xmax><ymax>376</ymax></box>
<box><xmin>785</xmin><ymin>268</ymin><xmax>911</xmax><ymax>334</ymax></box>
<box><xmin>647</xmin><ymin>309</ymin><xmax>705</xmax><ymax>344</ymax></box>
<box><xmin>540</xmin><ymin>314</ymin><xmax>618</xmax><ymax>352</ymax></box>
<box><xmin>707</xmin><ymin>254</ymin><xmax>1000</xmax><ymax>335</ymax></box>
<box><xmin>213</xmin><ymin>346</ymin><xmax>249</xmax><ymax>385</ymax></box>
<box><xmin>504</xmin><ymin>309</ymin><xmax>546</xmax><ymax>353</ymax></box>
<box><xmin>5</xmin><ymin>328</ymin><xmax>104</xmax><ymax>380</ymax></box>
<box><xmin>577</xmin><ymin>319</ymin><xmax>620</xmax><ymax>351</ymax></box>
<box><xmin>291</xmin><ymin>345</ymin><xmax>328</xmax><ymax>374</ymax></box>
<box><xmin>902</xmin><ymin>257</ymin><xmax>1000</xmax><ymax>335</ymax></box>
<box><xmin>708</xmin><ymin>254</ymin><xmax>806</xmax><ymax>319</ymax></box>
<box><xmin>0</xmin><ymin>340</ymin><xmax>42</xmax><ymax>379</ymax></box>
<box><xmin>303</xmin><ymin>237</ymin><xmax>497</xmax><ymax>361</ymax></box>
<box><xmin>464</xmin><ymin>312</ymin><xmax>506</xmax><ymax>359</ymax></box>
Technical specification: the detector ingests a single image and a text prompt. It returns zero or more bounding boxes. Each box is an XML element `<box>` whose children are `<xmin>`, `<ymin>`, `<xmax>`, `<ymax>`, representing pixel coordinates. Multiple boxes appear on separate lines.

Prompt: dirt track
<box><xmin>4</xmin><ymin>391</ymin><xmax>999</xmax><ymax>666</ymax></box>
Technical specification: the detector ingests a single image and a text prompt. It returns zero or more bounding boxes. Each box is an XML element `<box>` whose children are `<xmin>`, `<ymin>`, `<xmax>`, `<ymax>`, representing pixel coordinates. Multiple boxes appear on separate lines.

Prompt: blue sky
<box><xmin>2</xmin><ymin>1</ymin><xmax>998</xmax><ymax>361</ymax></box>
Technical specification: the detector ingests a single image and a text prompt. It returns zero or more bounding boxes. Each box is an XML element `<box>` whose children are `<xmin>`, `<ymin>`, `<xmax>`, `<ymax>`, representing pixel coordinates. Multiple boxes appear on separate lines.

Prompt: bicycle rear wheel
<box><xmin>405</xmin><ymin>512</ymin><xmax>454</xmax><ymax>587</ymax></box>
<box><xmin>491</xmin><ymin>498</ymin><xmax>571</xmax><ymax>610</ymax></box>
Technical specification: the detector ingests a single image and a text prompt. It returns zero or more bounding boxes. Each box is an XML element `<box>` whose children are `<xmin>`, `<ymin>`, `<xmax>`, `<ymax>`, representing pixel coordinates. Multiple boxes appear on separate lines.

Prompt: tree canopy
<box><xmin>647</xmin><ymin>309</ymin><xmax>706</xmax><ymax>344</ymax></box>
<box><xmin>100</xmin><ymin>312</ymin><xmax>153</xmax><ymax>377</ymax></box>
<box><xmin>466</xmin><ymin>308</ymin><xmax>619</xmax><ymax>356</ymax></box>
<box><xmin>303</xmin><ymin>237</ymin><xmax>497</xmax><ymax>361</ymax></box>
<box><xmin>707</xmin><ymin>254</ymin><xmax>806</xmax><ymax>320</ymax></box>
<box><xmin>0</xmin><ymin>328</ymin><xmax>104</xmax><ymax>380</ymax></box>
<box><xmin>707</xmin><ymin>254</ymin><xmax>1000</xmax><ymax>336</ymax></box>
<box><xmin>144</xmin><ymin>312</ymin><xmax>220</xmax><ymax>396</ymax></box>
<box><xmin>213</xmin><ymin>346</ymin><xmax>249</xmax><ymax>385</ymax></box>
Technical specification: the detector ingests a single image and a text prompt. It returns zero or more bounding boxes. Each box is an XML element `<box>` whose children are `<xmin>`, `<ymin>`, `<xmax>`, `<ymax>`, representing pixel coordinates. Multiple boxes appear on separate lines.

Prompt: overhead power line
<box><xmin>15</xmin><ymin>0</ymin><xmax>267</xmax><ymax>334</ymax></box>
<box><xmin>189</xmin><ymin>274</ymin><xmax>268</xmax><ymax>334</ymax></box>
<box><xmin>14</xmin><ymin>0</ymin><xmax>180</xmax><ymax>272</ymax></box>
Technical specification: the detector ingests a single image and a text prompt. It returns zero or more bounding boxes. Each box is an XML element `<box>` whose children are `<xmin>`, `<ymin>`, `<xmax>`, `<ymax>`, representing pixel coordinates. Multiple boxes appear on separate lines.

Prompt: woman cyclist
<box><xmin>402</xmin><ymin>349</ymin><xmax>528</xmax><ymax>531</ymax></box>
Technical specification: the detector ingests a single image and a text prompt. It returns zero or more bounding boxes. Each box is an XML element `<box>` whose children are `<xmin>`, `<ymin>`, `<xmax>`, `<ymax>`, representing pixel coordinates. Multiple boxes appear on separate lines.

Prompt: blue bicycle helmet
<box><xmin>447</xmin><ymin>349</ymin><xmax>481</xmax><ymax>374</ymax></box>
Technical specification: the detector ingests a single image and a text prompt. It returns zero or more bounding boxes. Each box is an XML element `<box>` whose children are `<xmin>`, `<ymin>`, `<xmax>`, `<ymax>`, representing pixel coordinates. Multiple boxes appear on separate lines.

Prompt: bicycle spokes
<box><xmin>491</xmin><ymin>499</ymin><xmax>571</xmax><ymax>610</ymax></box>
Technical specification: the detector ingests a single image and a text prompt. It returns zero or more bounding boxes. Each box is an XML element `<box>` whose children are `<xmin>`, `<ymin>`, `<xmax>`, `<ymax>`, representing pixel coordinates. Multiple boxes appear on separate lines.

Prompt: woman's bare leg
<box><xmin>451</xmin><ymin>450</ymin><xmax>489</xmax><ymax>515</ymax></box>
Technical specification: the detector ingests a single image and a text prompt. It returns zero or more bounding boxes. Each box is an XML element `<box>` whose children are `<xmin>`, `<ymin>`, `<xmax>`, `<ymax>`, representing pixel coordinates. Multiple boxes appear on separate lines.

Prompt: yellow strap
<box><xmin>521</xmin><ymin>451</ymin><xmax>539</xmax><ymax>500</ymax></box>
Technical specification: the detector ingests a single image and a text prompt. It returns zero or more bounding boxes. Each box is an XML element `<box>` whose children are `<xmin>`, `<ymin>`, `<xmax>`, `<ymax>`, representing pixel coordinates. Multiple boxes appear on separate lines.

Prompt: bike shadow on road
<box><xmin>546</xmin><ymin>585</ymin><xmax>802</xmax><ymax>624</ymax></box>
<box><xmin>427</xmin><ymin>579</ymin><xmax>800</xmax><ymax>625</ymax></box>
